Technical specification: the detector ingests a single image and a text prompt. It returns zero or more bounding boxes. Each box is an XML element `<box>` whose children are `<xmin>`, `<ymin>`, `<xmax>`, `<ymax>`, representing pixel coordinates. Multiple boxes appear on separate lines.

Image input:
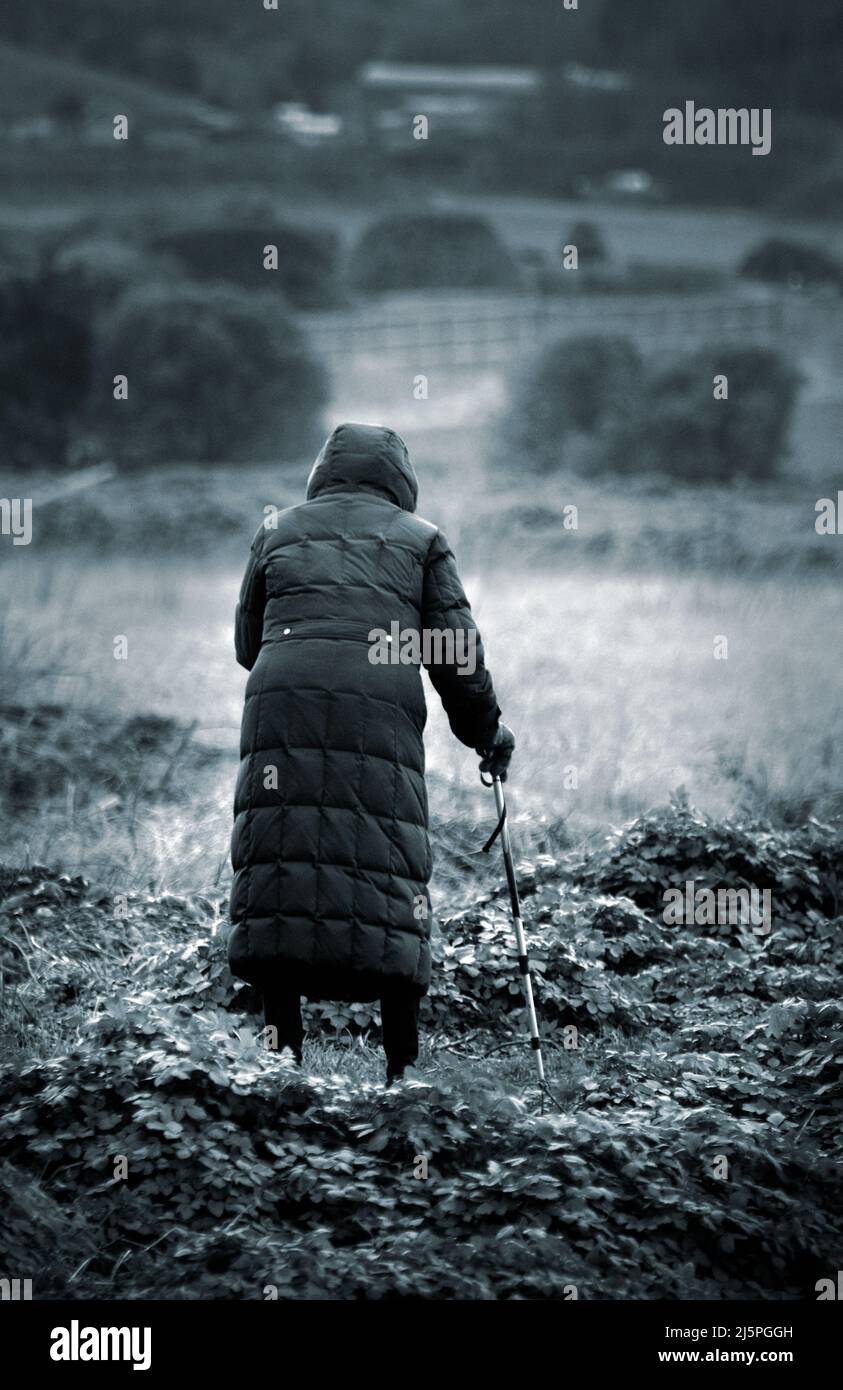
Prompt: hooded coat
<box><xmin>228</xmin><ymin>422</ymin><xmax>501</xmax><ymax>1002</ymax></box>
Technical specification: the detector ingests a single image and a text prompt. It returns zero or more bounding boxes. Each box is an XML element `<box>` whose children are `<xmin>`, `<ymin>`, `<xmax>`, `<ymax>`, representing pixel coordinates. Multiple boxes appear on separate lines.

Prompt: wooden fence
<box><xmin>300</xmin><ymin>292</ymin><xmax>838</xmax><ymax>372</ymax></box>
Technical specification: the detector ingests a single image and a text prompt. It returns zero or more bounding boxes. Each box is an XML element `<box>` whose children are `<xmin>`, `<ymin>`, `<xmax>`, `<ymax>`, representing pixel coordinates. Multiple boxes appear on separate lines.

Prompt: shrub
<box><xmin>91</xmin><ymin>283</ymin><xmax>327</xmax><ymax>465</ymax></box>
<box><xmin>506</xmin><ymin>335</ymin><xmax>644</xmax><ymax>473</ymax></box>
<box><xmin>739</xmin><ymin>238</ymin><xmax>843</xmax><ymax>291</ymax></box>
<box><xmin>49</xmin><ymin>236</ymin><xmax>182</xmax><ymax>327</ymax></box>
<box><xmin>0</xmin><ymin>272</ymin><xmax>91</xmax><ymax>470</ymax></box>
<box><xmin>0</xmin><ymin>231</ymin><xmax>41</xmax><ymax>278</ymax></box>
<box><xmin>348</xmin><ymin>213</ymin><xmax>519</xmax><ymax>293</ymax></box>
<box><xmin>509</xmin><ymin>335</ymin><xmax>801</xmax><ymax>481</ymax></box>
<box><xmin>779</xmin><ymin>176</ymin><xmax>843</xmax><ymax>220</ymax></box>
<box><xmin>564</xmin><ymin>220</ymin><xmax>608</xmax><ymax>267</ymax></box>
<box><xmin>607</xmin><ymin>345</ymin><xmax>800</xmax><ymax>481</ymax></box>
<box><xmin>585</xmin><ymin>261</ymin><xmax>726</xmax><ymax>295</ymax></box>
<box><xmin>150</xmin><ymin>224</ymin><xmax>339</xmax><ymax>308</ymax></box>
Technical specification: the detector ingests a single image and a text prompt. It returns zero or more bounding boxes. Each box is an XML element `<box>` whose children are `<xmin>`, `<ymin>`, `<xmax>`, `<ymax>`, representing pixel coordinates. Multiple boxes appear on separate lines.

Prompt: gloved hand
<box><xmin>477</xmin><ymin>722</ymin><xmax>515</xmax><ymax>782</ymax></box>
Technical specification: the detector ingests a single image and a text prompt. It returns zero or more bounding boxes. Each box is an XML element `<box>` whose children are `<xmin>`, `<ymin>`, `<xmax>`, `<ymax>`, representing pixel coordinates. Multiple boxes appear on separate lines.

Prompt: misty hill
<box><xmin>0</xmin><ymin>1</ymin><xmax>840</xmax><ymax>122</ymax></box>
<box><xmin>0</xmin><ymin>39</ymin><xmax>235</xmax><ymax>128</ymax></box>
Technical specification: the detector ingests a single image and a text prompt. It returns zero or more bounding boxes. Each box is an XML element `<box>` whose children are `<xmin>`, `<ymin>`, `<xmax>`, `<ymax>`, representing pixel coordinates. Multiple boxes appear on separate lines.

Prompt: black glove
<box><xmin>477</xmin><ymin>722</ymin><xmax>515</xmax><ymax>782</ymax></box>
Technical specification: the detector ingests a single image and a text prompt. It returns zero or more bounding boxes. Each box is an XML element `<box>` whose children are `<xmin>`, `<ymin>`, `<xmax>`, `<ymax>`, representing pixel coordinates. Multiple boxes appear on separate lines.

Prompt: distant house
<box><xmin>562</xmin><ymin>62</ymin><xmax>631</xmax><ymax>94</ymax></box>
<box><xmin>357</xmin><ymin>62</ymin><xmax>543</xmax><ymax>152</ymax></box>
<box><xmin>272</xmin><ymin>103</ymin><xmax>344</xmax><ymax>145</ymax></box>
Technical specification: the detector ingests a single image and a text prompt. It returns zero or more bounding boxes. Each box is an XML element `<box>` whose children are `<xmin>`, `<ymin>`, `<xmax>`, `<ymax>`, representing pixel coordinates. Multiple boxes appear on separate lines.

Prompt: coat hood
<box><xmin>306</xmin><ymin>422</ymin><xmax>418</xmax><ymax>512</ymax></box>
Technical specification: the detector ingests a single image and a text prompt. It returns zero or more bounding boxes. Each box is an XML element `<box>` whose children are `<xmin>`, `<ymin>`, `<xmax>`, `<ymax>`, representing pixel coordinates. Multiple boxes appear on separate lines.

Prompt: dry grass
<box><xmin>2</xmin><ymin>380</ymin><xmax>840</xmax><ymax>888</ymax></box>
<box><xmin>1</xmin><ymin>535</ymin><xmax>840</xmax><ymax>894</ymax></box>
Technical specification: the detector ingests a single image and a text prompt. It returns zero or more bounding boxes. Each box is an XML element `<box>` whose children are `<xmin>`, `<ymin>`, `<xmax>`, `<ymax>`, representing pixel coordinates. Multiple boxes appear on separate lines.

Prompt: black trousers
<box><xmin>263</xmin><ymin>982</ymin><xmax>420</xmax><ymax>1079</ymax></box>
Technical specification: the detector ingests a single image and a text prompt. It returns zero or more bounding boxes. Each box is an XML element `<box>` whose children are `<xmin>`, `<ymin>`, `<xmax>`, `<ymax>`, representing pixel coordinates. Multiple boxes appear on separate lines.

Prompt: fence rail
<box><xmin>301</xmin><ymin>292</ymin><xmax>836</xmax><ymax>371</ymax></box>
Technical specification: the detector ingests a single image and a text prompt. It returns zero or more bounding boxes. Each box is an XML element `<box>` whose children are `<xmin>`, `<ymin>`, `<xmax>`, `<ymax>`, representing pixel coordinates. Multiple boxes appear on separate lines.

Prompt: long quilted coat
<box><xmin>228</xmin><ymin>422</ymin><xmax>501</xmax><ymax>1002</ymax></box>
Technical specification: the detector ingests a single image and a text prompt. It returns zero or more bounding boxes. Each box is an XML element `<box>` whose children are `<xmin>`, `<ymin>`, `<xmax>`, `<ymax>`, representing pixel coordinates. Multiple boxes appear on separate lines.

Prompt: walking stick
<box><xmin>482</xmin><ymin>773</ymin><xmax>547</xmax><ymax>1090</ymax></box>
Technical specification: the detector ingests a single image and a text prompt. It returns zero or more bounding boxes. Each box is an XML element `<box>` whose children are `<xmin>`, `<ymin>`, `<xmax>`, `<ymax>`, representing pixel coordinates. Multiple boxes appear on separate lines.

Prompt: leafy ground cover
<box><xmin>0</xmin><ymin>800</ymin><xmax>839</xmax><ymax>1300</ymax></box>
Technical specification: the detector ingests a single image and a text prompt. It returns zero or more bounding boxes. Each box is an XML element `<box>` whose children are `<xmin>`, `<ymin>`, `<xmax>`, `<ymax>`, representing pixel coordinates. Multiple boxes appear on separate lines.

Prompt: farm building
<box><xmin>357</xmin><ymin>62</ymin><xmax>543</xmax><ymax>152</ymax></box>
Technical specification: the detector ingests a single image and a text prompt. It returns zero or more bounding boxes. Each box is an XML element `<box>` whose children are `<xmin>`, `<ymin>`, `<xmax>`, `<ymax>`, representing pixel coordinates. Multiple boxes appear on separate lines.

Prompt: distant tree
<box><xmin>91</xmin><ymin>282</ymin><xmax>327</xmax><ymax>465</ymax></box>
<box><xmin>50</xmin><ymin>237</ymin><xmax>182</xmax><ymax>327</ymax></box>
<box><xmin>136</xmin><ymin>34</ymin><xmax>201</xmax><ymax>94</ymax></box>
<box><xmin>565</xmin><ymin>222</ymin><xmax>609</xmax><ymax>268</ymax></box>
<box><xmin>739</xmin><ymin>239</ymin><xmax>843</xmax><ymax>292</ymax></box>
<box><xmin>507</xmin><ymin>335</ymin><xmax>644</xmax><ymax>472</ymax></box>
<box><xmin>150</xmin><ymin>225</ymin><xmax>339</xmax><ymax>309</ymax></box>
<box><xmin>598</xmin><ymin>0</ymin><xmax>843</xmax><ymax>119</ymax></box>
<box><xmin>48</xmin><ymin>91</ymin><xmax>86</xmax><ymax>131</ymax></box>
<box><xmin>349</xmin><ymin>214</ymin><xmax>519</xmax><ymax>293</ymax></box>
<box><xmin>1</xmin><ymin>0</ymin><xmax>838</xmax><ymax>119</ymax></box>
<box><xmin>780</xmin><ymin>176</ymin><xmax>843</xmax><ymax>220</ymax></box>
<box><xmin>606</xmin><ymin>345</ymin><xmax>801</xmax><ymax>481</ymax></box>
<box><xmin>0</xmin><ymin>273</ymin><xmax>91</xmax><ymax>469</ymax></box>
<box><xmin>509</xmin><ymin>336</ymin><xmax>801</xmax><ymax>481</ymax></box>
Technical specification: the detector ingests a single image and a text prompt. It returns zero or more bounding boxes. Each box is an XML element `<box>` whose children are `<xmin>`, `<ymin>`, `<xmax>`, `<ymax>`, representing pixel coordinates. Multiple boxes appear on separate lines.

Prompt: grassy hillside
<box><xmin>0</xmin><ymin>40</ymin><xmax>233</xmax><ymax>126</ymax></box>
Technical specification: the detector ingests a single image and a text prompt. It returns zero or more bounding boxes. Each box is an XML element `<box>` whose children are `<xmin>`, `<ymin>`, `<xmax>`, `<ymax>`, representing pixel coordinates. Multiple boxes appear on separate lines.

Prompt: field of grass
<box><xmin>1</xmin><ymin>415</ymin><xmax>841</xmax><ymax>1300</ymax></box>
<box><xmin>2</xmin><ymin>535</ymin><xmax>841</xmax><ymax>884</ymax></box>
<box><xmin>4</xmin><ymin>136</ymin><xmax>843</xmax><ymax>260</ymax></box>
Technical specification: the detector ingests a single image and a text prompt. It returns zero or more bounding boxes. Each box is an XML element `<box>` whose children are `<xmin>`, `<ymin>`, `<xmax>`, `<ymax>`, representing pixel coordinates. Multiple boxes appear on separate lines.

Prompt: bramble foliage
<box><xmin>581</xmin><ymin>793</ymin><xmax>841</xmax><ymax>921</ymax></box>
<box><xmin>0</xmin><ymin>801</ymin><xmax>839</xmax><ymax>1299</ymax></box>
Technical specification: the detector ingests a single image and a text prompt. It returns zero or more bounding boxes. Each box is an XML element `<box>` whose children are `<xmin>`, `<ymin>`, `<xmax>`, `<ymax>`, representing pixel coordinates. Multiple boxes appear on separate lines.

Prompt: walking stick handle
<box><xmin>492</xmin><ymin>776</ymin><xmax>521</xmax><ymax>920</ymax></box>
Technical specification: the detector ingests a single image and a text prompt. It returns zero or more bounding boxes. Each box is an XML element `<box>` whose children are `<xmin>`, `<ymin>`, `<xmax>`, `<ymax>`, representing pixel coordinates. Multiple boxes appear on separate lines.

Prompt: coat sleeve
<box><xmin>235</xmin><ymin>526</ymin><xmax>267</xmax><ymax>671</ymax></box>
<box><xmin>421</xmin><ymin>528</ymin><xmax>501</xmax><ymax>749</ymax></box>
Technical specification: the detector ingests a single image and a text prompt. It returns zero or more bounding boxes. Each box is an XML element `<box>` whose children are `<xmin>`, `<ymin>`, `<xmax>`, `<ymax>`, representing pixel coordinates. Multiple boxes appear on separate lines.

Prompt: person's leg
<box><xmin>262</xmin><ymin>985</ymin><xmax>304</xmax><ymax>1064</ymax></box>
<box><xmin>381</xmin><ymin>983</ymin><xmax>420</xmax><ymax>1084</ymax></box>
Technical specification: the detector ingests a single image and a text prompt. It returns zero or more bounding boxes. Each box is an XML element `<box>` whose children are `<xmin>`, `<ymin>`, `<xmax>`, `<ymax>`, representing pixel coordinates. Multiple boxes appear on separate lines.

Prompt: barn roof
<box><xmin>358</xmin><ymin>63</ymin><xmax>542</xmax><ymax>92</ymax></box>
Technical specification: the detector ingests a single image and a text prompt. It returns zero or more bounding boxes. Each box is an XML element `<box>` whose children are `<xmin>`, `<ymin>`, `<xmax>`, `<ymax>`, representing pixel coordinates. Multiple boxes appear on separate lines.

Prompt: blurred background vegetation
<box><xmin>0</xmin><ymin>0</ymin><xmax>841</xmax><ymax>872</ymax></box>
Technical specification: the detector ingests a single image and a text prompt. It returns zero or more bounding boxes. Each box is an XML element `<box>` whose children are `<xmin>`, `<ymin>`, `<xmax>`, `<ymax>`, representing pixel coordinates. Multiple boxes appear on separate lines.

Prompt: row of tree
<box><xmin>2</xmin><ymin>0</ymin><xmax>840</xmax><ymax>119</ymax></box>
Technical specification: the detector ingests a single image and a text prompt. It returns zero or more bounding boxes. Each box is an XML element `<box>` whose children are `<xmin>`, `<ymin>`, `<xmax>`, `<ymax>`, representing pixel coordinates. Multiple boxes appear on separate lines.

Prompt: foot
<box><xmin>259</xmin><ymin>1027</ymin><xmax>303</xmax><ymax>1064</ymax></box>
<box><xmin>385</xmin><ymin>1064</ymin><xmax>417</xmax><ymax>1088</ymax></box>
<box><xmin>272</xmin><ymin>1043</ymin><xmax>303</xmax><ymax>1066</ymax></box>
